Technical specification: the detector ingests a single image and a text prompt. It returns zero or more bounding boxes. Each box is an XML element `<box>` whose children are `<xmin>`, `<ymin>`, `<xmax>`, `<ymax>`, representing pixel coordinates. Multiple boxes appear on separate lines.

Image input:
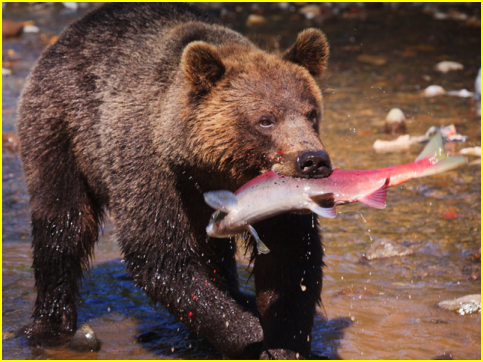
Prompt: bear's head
<box><xmin>181</xmin><ymin>28</ymin><xmax>332</xmax><ymax>187</ymax></box>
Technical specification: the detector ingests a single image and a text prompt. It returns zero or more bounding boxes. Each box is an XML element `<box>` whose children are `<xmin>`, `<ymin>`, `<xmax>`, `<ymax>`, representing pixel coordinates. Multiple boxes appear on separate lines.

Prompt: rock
<box><xmin>356</xmin><ymin>54</ymin><xmax>387</xmax><ymax>66</ymax></box>
<box><xmin>475</xmin><ymin>69</ymin><xmax>481</xmax><ymax>99</ymax></box>
<box><xmin>2</xmin><ymin>132</ymin><xmax>19</xmax><ymax>153</ymax></box>
<box><xmin>373</xmin><ymin>134</ymin><xmax>411</xmax><ymax>153</ymax></box>
<box><xmin>385</xmin><ymin>108</ymin><xmax>405</xmax><ymax>122</ymax></box>
<box><xmin>2</xmin><ymin>19</ymin><xmax>24</xmax><ymax>37</ymax></box>
<box><xmin>433</xmin><ymin>12</ymin><xmax>449</xmax><ymax>20</ymax></box>
<box><xmin>442</xmin><ymin>210</ymin><xmax>458</xmax><ymax>219</ymax></box>
<box><xmin>437</xmin><ymin>294</ymin><xmax>481</xmax><ymax>315</ymax></box>
<box><xmin>68</xmin><ymin>324</ymin><xmax>100</xmax><ymax>352</ymax></box>
<box><xmin>2</xmin><ymin>68</ymin><xmax>12</xmax><ymax>76</ymax></box>
<box><xmin>299</xmin><ymin>5</ymin><xmax>321</xmax><ymax>19</ymax></box>
<box><xmin>467</xmin><ymin>248</ymin><xmax>480</xmax><ymax>263</ymax></box>
<box><xmin>2</xmin><ymin>332</ymin><xmax>15</xmax><ymax>340</ymax></box>
<box><xmin>246</xmin><ymin>14</ymin><xmax>267</xmax><ymax>27</ymax></box>
<box><xmin>459</xmin><ymin>146</ymin><xmax>481</xmax><ymax>157</ymax></box>
<box><xmin>448</xmin><ymin>10</ymin><xmax>468</xmax><ymax>21</ymax></box>
<box><xmin>446</xmin><ymin>89</ymin><xmax>474</xmax><ymax>98</ymax></box>
<box><xmin>62</xmin><ymin>2</ymin><xmax>79</xmax><ymax>11</ymax></box>
<box><xmin>422</xmin><ymin>85</ymin><xmax>445</xmax><ymax>97</ymax></box>
<box><xmin>362</xmin><ymin>239</ymin><xmax>413</xmax><ymax>260</ymax></box>
<box><xmin>384</xmin><ymin>108</ymin><xmax>407</xmax><ymax>135</ymax></box>
<box><xmin>435</xmin><ymin>61</ymin><xmax>464</xmax><ymax>73</ymax></box>
<box><xmin>22</xmin><ymin>25</ymin><xmax>39</xmax><ymax>34</ymax></box>
<box><xmin>433</xmin><ymin>352</ymin><xmax>454</xmax><ymax>360</ymax></box>
<box><xmin>475</xmin><ymin>69</ymin><xmax>480</xmax><ymax>116</ymax></box>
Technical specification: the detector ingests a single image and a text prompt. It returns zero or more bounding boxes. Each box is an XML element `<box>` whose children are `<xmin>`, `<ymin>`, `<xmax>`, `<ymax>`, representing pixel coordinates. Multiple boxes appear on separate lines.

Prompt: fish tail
<box><xmin>416</xmin><ymin>134</ymin><xmax>467</xmax><ymax>177</ymax></box>
<box><xmin>204</xmin><ymin>190</ymin><xmax>237</xmax><ymax>212</ymax></box>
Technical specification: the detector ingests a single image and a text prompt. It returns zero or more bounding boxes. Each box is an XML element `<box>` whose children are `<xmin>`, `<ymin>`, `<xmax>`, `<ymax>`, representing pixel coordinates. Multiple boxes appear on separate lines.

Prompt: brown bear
<box><xmin>17</xmin><ymin>3</ymin><xmax>332</xmax><ymax>359</ymax></box>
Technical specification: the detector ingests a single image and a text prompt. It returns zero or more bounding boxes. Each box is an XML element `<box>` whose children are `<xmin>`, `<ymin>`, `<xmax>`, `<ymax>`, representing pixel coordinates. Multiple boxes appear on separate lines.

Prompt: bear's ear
<box><xmin>181</xmin><ymin>41</ymin><xmax>225</xmax><ymax>94</ymax></box>
<box><xmin>282</xmin><ymin>28</ymin><xmax>329</xmax><ymax>77</ymax></box>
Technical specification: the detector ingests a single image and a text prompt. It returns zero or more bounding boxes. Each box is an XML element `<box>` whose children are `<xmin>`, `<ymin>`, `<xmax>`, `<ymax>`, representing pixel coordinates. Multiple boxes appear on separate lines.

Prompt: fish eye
<box><xmin>258</xmin><ymin>116</ymin><xmax>274</xmax><ymax>129</ymax></box>
<box><xmin>213</xmin><ymin>210</ymin><xmax>227</xmax><ymax>222</ymax></box>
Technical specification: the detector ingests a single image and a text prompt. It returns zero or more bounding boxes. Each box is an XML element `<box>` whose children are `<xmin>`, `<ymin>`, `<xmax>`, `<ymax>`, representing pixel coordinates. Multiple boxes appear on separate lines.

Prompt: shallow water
<box><xmin>2</xmin><ymin>3</ymin><xmax>481</xmax><ymax>360</ymax></box>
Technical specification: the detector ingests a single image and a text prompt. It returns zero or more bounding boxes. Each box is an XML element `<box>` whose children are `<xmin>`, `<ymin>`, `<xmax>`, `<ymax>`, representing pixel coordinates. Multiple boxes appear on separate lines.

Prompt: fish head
<box><xmin>206</xmin><ymin>210</ymin><xmax>233</xmax><ymax>238</ymax></box>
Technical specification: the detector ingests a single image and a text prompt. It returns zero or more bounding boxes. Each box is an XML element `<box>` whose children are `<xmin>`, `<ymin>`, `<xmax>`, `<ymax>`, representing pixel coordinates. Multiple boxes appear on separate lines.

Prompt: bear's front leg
<box><xmin>111</xmin><ymin>180</ymin><xmax>264</xmax><ymax>359</ymax></box>
<box><xmin>253</xmin><ymin>213</ymin><xmax>324</xmax><ymax>359</ymax></box>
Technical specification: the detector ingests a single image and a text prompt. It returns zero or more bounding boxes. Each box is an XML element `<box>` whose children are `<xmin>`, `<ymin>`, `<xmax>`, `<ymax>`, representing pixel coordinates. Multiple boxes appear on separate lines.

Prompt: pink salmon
<box><xmin>204</xmin><ymin>134</ymin><xmax>466</xmax><ymax>253</ymax></box>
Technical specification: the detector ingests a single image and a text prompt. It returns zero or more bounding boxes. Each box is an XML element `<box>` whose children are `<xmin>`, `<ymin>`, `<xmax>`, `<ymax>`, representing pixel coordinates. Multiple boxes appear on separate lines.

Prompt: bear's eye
<box><xmin>258</xmin><ymin>116</ymin><xmax>274</xmax><ymax>129</ymax></box>
<box><xmin>307</xmin><ymin>109</ymin><xmax>318</xmax><ymax>124</ymax></box>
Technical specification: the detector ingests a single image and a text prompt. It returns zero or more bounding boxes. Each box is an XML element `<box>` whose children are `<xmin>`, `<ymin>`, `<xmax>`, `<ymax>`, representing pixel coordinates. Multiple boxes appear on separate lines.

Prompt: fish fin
<box><xmin>203</xmin><ymin>190</ymin><xmax>237</xmax><ymax>213</ymax></box>
<box><xmin>416</xmin><ymin>133</ymin><xmax>446</xmax><ymax>162</ymax></box>
<box><xmin>309</xmin><ymin>204</ymin><xmax>337</xmax><ymax>219</ymax></box>
<box><xmin>309</xmin><ymin>193</ymin><xmax>336</xmax><ymax>218</ymax></box>
<box><xmin>419</xmin><ymin>156</ymin><xmax>467</xmax><ymax>177</ymax></box>
<box><xmin>248</xmin><ymin>225</ymin><xmax>270</xmax><ymax>254</ymax></box>
<box><xmin>309</xmin><ymin>193</ymin><xmax>335</xmax><ymax>208</ymax></box>
<box><xmin>359</xmin><ymin>179</ymin><xmax>388</xmax><ymax>209</ymax></box>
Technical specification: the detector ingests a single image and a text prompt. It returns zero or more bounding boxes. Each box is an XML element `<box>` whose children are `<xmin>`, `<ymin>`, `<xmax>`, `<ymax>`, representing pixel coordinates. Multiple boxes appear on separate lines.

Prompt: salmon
<box><xmin>204</xmin><ymin>134</ymin><xmax>467</xmax><ymax>253</ymax></box>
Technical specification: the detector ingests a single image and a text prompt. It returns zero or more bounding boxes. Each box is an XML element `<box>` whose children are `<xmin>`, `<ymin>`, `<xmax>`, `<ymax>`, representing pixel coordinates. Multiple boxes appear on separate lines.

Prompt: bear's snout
<box><xmin>295</xmin><ymin>150</ymin><xmax>332</xmax><ymax>178</ymax></box>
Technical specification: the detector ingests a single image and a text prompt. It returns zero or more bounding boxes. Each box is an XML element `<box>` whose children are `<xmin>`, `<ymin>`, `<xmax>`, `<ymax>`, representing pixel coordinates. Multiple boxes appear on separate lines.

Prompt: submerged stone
<box><xmin>362</xmin><ymin>239</ymin><xmax>413</xmax><ymax>260</ymax></box>
<box><xmin>68</xmin><ymin>324</ymin><xmax>100</xmax><ymax>352</ymax></box>
<box><xmin>437</xmin><ymin>294</ymin><xmax>481</xmax><ymax>315</ymax></box>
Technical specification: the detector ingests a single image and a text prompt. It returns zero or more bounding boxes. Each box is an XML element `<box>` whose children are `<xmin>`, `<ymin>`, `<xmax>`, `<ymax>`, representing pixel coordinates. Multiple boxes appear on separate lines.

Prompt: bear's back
<box><xmin>17</xmin><ymin>3</ymin><xmax>252</xmax><ymax>199</ymax></box>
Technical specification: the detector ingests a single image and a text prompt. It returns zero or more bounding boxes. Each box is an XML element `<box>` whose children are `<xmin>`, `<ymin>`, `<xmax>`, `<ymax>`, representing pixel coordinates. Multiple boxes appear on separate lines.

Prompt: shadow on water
<box><xmin>6</xmin><ymin>256</ymin><xmax>348</xmax><ymax>359</ymax></box>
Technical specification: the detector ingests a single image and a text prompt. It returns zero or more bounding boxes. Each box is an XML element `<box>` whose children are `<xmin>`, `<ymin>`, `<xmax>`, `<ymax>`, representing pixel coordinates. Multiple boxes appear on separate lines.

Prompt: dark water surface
<box><xmin>2</xmin><ymin>3</ymin><xmax>480</xmax><ymax>360</ymax></box>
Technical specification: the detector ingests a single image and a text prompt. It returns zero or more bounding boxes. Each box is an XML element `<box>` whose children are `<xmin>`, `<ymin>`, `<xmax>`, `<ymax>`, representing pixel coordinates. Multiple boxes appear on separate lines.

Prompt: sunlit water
<box><xmin>3</xmin><ymin>4</ymin><xmax>480</xmax><ymax>359</ymax></box>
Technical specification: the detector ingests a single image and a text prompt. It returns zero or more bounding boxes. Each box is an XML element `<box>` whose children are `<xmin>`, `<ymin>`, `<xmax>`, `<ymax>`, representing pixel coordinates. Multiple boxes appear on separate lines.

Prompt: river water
<box><xmin>2</xmin><ymin>3</ymin><xmax>480</xmax><ymax>359</ymax></box>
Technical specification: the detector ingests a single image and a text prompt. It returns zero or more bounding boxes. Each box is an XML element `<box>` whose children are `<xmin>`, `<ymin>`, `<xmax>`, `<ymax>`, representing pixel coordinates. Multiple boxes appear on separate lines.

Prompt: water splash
<box><xmin>337</xmin><ymin>210</ymin><xmax>368</xmax><ymax>223</ymax></box>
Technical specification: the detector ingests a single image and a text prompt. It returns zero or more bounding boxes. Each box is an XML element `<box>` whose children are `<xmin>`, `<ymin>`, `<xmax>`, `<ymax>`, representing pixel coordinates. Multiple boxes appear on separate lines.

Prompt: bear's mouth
<box><xmin>270</xmin><ymin>159</ymin><xmax>334</xmax><ymax>179</ymax></box>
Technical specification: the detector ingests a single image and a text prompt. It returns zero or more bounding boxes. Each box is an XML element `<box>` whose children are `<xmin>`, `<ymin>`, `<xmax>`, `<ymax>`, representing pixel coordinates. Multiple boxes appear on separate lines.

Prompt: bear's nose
<box><xmin>295</xmin><ymin>151</ymin><xmax>332</xmax><ymax>178</ymax></box>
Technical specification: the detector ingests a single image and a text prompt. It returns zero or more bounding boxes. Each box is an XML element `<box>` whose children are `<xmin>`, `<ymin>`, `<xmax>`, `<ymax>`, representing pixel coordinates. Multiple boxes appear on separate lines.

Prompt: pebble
<box><xmin>68</xmin><ymin>324</ymin><xmax>100</xmax><ymax>352</ymax></box>
<box><xmin>356</xmin><ymin>54</ymin><xmax>387</xmax><ymax>66</ymax></box>
<box><xmin>475</xmin><ymin>69</ymin><xmax>481</xmax><ymax>99</ymax></box>
<box><xmin>362</xmin><ymin>239</ymin><xmax>413</xmax><ymax>260</ymax></box>
<box><xmin>299</xmin><ymin>5</ymin><xmax>321</xmax><ymax>20</ymax></box>
<box><xmin>2</xmin><ymin>332</ymin><xmax>15</xmax><ymax>340</ymax></box>
<box><xmin>437</xmin><ymin>294</ymin><xmax>481</xmax><ymax>315</ymax></box>
<box><xmin>384</xmin><ymin>108</ymin><xmax>407</xmax><ymax>135</ymax></box>
<box><xmin>422</xmin><ymin>85</ymin><xmax>445</xmax><ymax>97</ymax></box>
<box><xmin>446</xmin><ymin>89</ymin><xmax>474</xmax><ymax>98</ymax></box>
<box><xmin>22</xmin><ymin>25</ymin><xmax>39</xmax><ymax>33</ymax></box>
<box><xmin>62</xmin><ymin>2</ymin><xmax>79</xmax><ymax>11</ymax></box>
<box><xmin>459</xmin><ymin>146</ymin><xmax>481</xmax><ymax>157</ymax></box>
<box><xmin>2</xmin><ymin>19</ymin><xmax>24</xmax><ymax>37</ymax></box>
<box><xmin>373</xmin><ymin>134</ymin><xmax>411</xmax><ymax>153</ymax></box>
<box><xmin>435</xmin><ymin>61</ymin><xmax>464</xmax><ymax>73</ymax></box>
<box><xmin>2</xmin><ymin>132</ymin><xmax>19</xmax><ymax>152</ymax></box>
<box><xmin>246</xmin><ymin>14</ymin><xmax>267</xmax><ymax>27</ymax></box>
<box><xmin>475</xmin><ymin>69</ymin><xmax>480</xmax><ymax>116</ymax></box>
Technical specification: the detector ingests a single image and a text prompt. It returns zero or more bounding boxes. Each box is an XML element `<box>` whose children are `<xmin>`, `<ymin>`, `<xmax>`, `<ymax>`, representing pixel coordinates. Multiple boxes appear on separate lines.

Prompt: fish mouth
<box><xmin>206</xmin><ymin>210</ymin><xmax>228</xmax><ymax>237</ymax></box>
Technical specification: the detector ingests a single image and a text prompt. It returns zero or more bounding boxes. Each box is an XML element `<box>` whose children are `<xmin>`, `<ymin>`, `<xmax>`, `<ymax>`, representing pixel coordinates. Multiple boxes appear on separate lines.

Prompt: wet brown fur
<box><xmin>17</xmin><ymin>3</ymin><xmax>330</xmax><ymax>359</ymax></box>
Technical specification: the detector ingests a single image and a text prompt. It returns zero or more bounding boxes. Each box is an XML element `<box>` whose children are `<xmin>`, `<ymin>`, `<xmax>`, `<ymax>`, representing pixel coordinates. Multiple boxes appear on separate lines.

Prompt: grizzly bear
<box><xmin>18</xmin><ymin>3</ymin><xmax>332</xmax><ymax>359</ymax></box>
